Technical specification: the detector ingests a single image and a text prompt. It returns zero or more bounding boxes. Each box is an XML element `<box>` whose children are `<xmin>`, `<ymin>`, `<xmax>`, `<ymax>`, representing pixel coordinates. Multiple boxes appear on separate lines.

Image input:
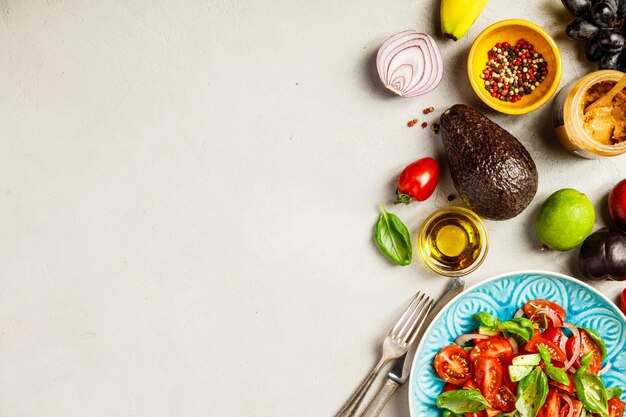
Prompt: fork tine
<box><xmin>395</xmin><ymin>294</ymin><xmax>430</xmax><ymax>342</ymax></box>
<box><xmin>405</xmin><ymin>298</ymin><xmax>435</xmax><ymax>345</ymax></box>
<box><xmin>389</xmin><ymin>292</ymin><xmax>425</xmax><ymax>336</ymax></box>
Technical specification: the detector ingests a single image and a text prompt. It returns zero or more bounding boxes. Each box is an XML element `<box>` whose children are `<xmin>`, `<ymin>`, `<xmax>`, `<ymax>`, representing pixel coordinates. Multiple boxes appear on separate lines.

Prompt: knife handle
<box><xmin>359</xmin><ymin>378</ymin><xmax>400</xmax><ymax>417</ymax></box>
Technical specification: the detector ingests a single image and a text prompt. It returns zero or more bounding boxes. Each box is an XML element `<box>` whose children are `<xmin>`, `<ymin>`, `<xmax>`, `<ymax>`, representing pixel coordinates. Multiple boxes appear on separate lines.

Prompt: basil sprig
<box><xmin>574</xmin><ymin>351</ymin><xmax>609</xmax><ymax>417</ymax></box>
<box><xmin>442</xmin><ymin>410</ymin><xmax>463</xmax><ymax>417</ymax></box>
<box><xmin>373</xmin><ymin>204</ymin><xmax>412</xmax><ymax>265</ymax></box>
<box><xmin>578</xmin><ymin>327</ymin><xmax>607</xmax><ymax>360</ymax></box>
<box><xmin>436</xmin><ymin>388</ymin><xmax>491</xmax><ymax>414</ymax></box>
<box><xmin>516</xmin><ymin>368</ymin><xmax>549</xmax><ymax>417</ymax></box>
<box><xmin>473</xmin><ymin>312</ymin><xmax>497</xmax><ymax>327</ymax></box>
<box><xmin>472</xmin><ymin>312</ymin><xmax>534</xmax><ymax>342</ymax></box>
<box><xmin>498</xmin><ymin>318</ymin><xmax>535</xmax><ymax>342</ymax></box>
<box><xmin>537</xmin><ymin>345</ymin><xmax>570</xmax><ymax>386</ymax></box>
<box><xmin>606</xmin><ymin>387</ymin><xmax>623</xmax><ymax>399</ymax></box>
<box><xmin>496</xmin><ymin>411</ymin><xmax>520</xmax><ymax>417</ymax></box>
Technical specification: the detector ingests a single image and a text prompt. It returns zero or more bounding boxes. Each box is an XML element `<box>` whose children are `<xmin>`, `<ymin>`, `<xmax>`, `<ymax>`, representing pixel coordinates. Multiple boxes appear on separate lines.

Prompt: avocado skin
<box><xmin>440</xmin><ymin>104</ymin><xmax>538</xmax><ymax>220</ymax></box>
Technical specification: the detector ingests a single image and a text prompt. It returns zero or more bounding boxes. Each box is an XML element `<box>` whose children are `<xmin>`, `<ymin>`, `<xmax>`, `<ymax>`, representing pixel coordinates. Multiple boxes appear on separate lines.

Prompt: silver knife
<box><xmin>358</xmin><ymin>277</ymin><xmax>465</xmax><ymax>417</ymax></box>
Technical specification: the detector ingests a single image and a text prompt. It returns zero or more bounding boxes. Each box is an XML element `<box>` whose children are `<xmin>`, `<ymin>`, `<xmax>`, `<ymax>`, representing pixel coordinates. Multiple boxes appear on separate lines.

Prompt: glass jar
<box><xmin>552</xmin><ymin>70</ymin><xmax>626</xmax><ymax>159</ymax></box>
<box><xmin>417</xmin><ymin>206</ymin><xmax>488</xmax><ymax>277</ymax></box>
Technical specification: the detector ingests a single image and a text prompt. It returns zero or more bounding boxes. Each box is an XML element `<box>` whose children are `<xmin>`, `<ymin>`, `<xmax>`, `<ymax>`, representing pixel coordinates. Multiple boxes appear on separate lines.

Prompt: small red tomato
<box><xmin>396</xmin><ymin>157</ymin><xmax>440</xmax><ymax>204</ymax></box>
<box><xmin>537</xmin><ymin>389</ymin><xmax>561</xmax><ymax>417</ymax></box>
<box><xmin>524</xmin><ymin>335</ymin><xmax>567</xmax><ymax>362</ymax></box>
<box><xmin>434</xmin><ymin>345</ymin><xmax>471</xmax><ymax>385</ymax></box>
<box><xmin>474</xmin><ymin>356</ymin><xmax>503</xmax><ymax>400</ymax></box>
<box><xmin>621</xmin><ymin>288</ymin><xmax>626</xmax><ymax>315</ymax></box>
<box><xmin>609</xmin><ymin>179</ymin><xmax>626</xmax><ymax>231</ymax></box>
<box><xmin>469</xmin><ymin>336</ymin><xmax>514</xmax><ymax>362</ymax></box>
<box><xmin>609</xmin><ymin>398</ymin><xmax>625</xmax><ymax>417</ymax></box>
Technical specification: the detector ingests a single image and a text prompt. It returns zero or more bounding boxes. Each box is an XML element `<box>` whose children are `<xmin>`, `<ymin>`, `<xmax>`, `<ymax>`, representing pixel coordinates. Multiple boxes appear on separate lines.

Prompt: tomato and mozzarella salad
<box><xmin>433</xmin><ymin>299</ymin><xmax>624</xmax><ymax>417</ymax></box>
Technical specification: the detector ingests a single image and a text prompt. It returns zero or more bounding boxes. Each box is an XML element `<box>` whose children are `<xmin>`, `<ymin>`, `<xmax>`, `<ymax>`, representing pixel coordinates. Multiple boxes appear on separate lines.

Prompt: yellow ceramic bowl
<box><xmin>467</xmin><ymin>19</ymin><xmax>562</xmax><ymax>115</ymax></box>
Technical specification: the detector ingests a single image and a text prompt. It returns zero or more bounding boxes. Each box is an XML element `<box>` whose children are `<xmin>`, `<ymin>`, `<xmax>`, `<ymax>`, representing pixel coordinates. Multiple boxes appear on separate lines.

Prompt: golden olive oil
<box><xmin>418</xmin><ymin>207</ymin><xmax>488</xmax><ymax>277</ymax></box>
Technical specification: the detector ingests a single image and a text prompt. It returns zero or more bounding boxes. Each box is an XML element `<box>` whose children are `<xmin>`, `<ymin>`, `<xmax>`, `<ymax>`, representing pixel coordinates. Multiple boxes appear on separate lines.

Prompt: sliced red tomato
<box><xmin>465</xmin><ymin>412</ymin><xmax>486</xmax><ymax>417</ymax></box>
<box><xmin>485</xmin><ymin>409</ymin><xmax>503</xmax><ymax>417</ymax></box>
<box><xmin>524</xmin><ymin>334</ymin><xmax>567</xmax><ymax>362</ymax></box>
<box><xmin>470</xmin><ymin>336</ymin><xmax>514</xmax><ymax>362</ymax></box>
<box><xmin>559</xmin><ymin>399</ymin><xmax>583</xmax><ymax>417</ymax></box>
<box><xmin>464</xmin><ymin>377</ymin><xmax>478</xmax><ymax>389</ymax></box>
<box><xmin>538</xmin><ymin>389</ymin><xmax>561</xmax><ymax>417</ymax></box>
<box><xmin>621</xmin><ymin>289</ymin><xmax>626</xmax><ymax>315</ymax></box>
<box><xmin>443</xmin><ymin>382</ymin><xmax>459</xmax><ymax>392</ymax></box>
<box><xmin>565</xmin><ymin>329</ymin><xmax>602</xmax><ymax>374</ymax></box>
<box><xmin>542</xmin><ymin>327</ymin><xmax>569</xmax><ymax>353</ymax></box>
<box><xmin>608</xmin><ymin>398</ymin><xmax>625</xmax><ymax>417</ymax></box>
<box><xmin>502</xmin><ymin>363</ymin><xmax>519</xmax><ymax>393</ymax></box>
<box><xmin>549</xmin><ymin>373</ymin><xmax>574</xmax><ymax>395</ymax></box>
<box><xmin>474</xmin><ymin>357</ymin><xmax>503</xmax><ymax>400</ymax></box>
<box><xmin>524</xmin><ymin>299</ymin><xmax>566</xmax><ymax>327</ymax></box>
<box><xmin>492</xmin><ymin>385</ymin><xmax>516</xmax><ymax>412</ymax></box>
<box><xmin>434</xmin><ymin>345</ymin><xmax>471</xmax><ymax>385</ymax></box>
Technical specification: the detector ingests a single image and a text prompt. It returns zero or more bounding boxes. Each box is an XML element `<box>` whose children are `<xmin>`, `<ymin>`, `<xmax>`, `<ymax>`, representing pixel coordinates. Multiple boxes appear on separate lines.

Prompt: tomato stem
<box><xmin>395</xmin><ymin>193</ymin><xmax>413</xmax><ymax>205</ymax></box>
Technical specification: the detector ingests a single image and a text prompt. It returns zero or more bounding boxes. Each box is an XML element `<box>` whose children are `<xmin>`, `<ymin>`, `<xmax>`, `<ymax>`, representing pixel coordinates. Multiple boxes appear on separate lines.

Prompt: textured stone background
<box><xmin>0</xmin><ymin>1</ymin><xmax>624</xmax><ymax>416</ymax></box>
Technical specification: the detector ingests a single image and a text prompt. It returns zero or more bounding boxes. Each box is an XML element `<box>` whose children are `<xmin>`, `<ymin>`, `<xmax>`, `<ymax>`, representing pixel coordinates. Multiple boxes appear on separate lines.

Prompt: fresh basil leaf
<box><xmin>436</xmin><ymin>388</ymin><xmax>491</xmax><ymax>414</ymax></box>
<box><xmin>580</xmin><ymin>351</ymin><xmax>594</xmax><ymax>371</ymax></box>
<box><xmin>473</xmin><ymin>312</ymin><xmax>497</xmax><ymax>328</ymax></box>
<box><xmin>498</xmin><ymin>318</ymin><xmax>534</xmax><ymax>342</ymax></box>
<box><xmin>537</xmin><ymin>345</ymin><xmax>552</xmax><ymax>366</ymax></box>
<box><xmin>496</xmin><ymin>411</ymin><xmax>520</xmax><ymax>417</ymax></box>
<box><xmin>579</xmin><ymin>327</ymin><xmax>607</xmax><ymax>360</ymax></box>
<box><xmin>537</xmin><ymin>345</ymin><xmax>570</xmax><ymax>386</ymax></box>
<box><xmin>574</xmin><ymin>362</ymin><xmax>609</xmax><ymax>417</ymax></box>
<box><xmin>545</xmin><ymin>364</ymin><xmax>570</xmax><ymax>386</ymax></box>
<box><xmin>606</xmin><ymin>387</ymin><xmax>623</xmax><ymax>399</ymax></box>
<box><xmin>374</xmin><ymin>204</ymin><xmax>412</xmax><ymax>266</ymax></box>
<box><xmin>516</xmin><ymin>368</ymin><xmax>549</xmax><ymax>417</ymax></box>
<box><xmin>443</xmin><ymin>410</ymin><xmax>463</xmax><ymax>417</ymax></box>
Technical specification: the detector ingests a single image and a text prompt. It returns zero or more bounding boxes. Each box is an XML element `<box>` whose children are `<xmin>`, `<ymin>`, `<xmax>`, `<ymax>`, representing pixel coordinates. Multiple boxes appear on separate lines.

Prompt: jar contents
<box><xmin>581</xmin><ymin>81</ymin><xmax>626</xmax><ymax>145</ymax></box>
<box><xmin>481</xmin><ymin>39</ymin><xmax>548</xmax><ymax>103</ymax></box>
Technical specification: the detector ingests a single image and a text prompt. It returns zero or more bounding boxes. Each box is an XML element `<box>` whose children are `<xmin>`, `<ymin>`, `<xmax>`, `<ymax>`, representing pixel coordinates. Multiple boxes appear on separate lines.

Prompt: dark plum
<box><xmin>598</xmin><ymin>29</ymin><xmax>625</xmax><ymax>52</ymax></box>
<box><xmin>578</xmin><ymin>228</ymin><xmax>626</xmax><ymax>281</ymax></box>
<box><xmin>591</xmin><ymin>2</ymin><xmax>618</xmax><ymax>27</ymax></box>
<box><xmin>585</xmin><ymin>39</ymin><xmax>605</xmax><ymax>61</ymax></box>
<box><xmin>562</xmin><ymin>0</ymin><xmax>592</xmax><ymax>16</ymax></box>
<box><xmin>566</xmin><ymin>18</ymin><xmax>600</xmax><ymax>40</ymax></box>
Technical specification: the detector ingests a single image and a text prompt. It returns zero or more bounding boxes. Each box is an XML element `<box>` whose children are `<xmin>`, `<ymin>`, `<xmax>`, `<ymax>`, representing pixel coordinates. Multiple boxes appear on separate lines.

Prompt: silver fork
<box><xmin>335</xmin><ymin>291</ymin><xmax>433</xmax><ymax>417</ymax></box>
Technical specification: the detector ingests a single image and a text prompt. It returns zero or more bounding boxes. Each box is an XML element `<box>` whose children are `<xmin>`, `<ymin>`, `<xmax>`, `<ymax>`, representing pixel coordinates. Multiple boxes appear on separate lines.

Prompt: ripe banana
<box><xmin>440</xmin><ymin>0</ymin><xmax>489</xmax><ymax>41</ymax></box>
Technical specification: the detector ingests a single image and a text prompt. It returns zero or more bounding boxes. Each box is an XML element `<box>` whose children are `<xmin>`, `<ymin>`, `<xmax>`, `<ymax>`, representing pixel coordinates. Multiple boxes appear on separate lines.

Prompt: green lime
<box><xmin>534</xmin><ymin>188</ymin><xmax>595</xmax><ymax>251</ymax></box>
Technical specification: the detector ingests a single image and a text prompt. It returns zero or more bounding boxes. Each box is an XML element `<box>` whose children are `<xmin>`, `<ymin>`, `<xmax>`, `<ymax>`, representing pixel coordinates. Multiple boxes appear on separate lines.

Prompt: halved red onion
<box><xmin>598</xmin><ymin>362</ymin><xmax>612</xmax><ymax>376</ymax></box>
<box><xmin>376</xmin><ymin>30</ymin><xmax>443</xmax><ymax>98</ymax></box>
<box><xmin>530</xmin><ymin>308</ymin><xmax>563</xmax><ymax>328</ymax></box>
<box><xmin>508</xmin><ymin>337</ymin><xmax>519</xmax><ymax>354</ymax></box>
<box><xmin>514</xmin><ymin>308</ymin><xmax>525</xmax><ymax>318</ymax></box>
<box><xmin>563</xmin><ymin>323</ymin><xmax>581</xmax><ymax>371</ymax></box>
<box><xmin>454</xmin><ymin>333</ymin><xmax>489</xmax><ymax>346</ymax></box>
<box><xmin>562</xmin><ymin>393</ymin><xmax>575</xmax><ymax>417</ymax></box>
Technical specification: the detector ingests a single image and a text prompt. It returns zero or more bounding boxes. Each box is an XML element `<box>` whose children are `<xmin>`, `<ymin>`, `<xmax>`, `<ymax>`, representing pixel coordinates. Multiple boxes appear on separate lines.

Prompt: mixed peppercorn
<box><xmin>481</xmin><ymin>39</ymin><xmax>548</xmax><ymax>102</ymax></box>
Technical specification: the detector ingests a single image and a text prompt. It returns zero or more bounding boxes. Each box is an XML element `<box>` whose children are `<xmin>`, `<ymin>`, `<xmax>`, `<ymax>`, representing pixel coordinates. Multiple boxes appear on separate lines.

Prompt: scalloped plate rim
<box><xmin>407</xmin><ymin>269</ymin><xmax>626</xmax><ymax>417</ymax></box>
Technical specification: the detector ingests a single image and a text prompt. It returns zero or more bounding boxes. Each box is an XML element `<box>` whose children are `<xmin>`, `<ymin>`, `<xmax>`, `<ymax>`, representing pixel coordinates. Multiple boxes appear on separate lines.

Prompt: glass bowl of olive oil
<box><xmin>418</xmin><ymin>206</ymin><xmax>488</xmax><ymax>277</ymax></box>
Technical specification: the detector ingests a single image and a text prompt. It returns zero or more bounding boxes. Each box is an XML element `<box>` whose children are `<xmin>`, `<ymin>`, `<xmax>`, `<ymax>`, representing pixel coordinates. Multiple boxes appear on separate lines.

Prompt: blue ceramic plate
<box><xmin>409</xmin><ymin>270</ymin><xmax>626</xmax><ymax>417</ymax></box>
